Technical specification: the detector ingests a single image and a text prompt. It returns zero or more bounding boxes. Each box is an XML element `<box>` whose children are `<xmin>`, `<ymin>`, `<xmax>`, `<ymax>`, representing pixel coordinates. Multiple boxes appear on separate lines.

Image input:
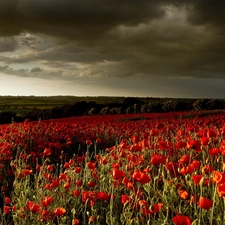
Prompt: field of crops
<box><xmin>1</xmin><ymin>111</ymin><xmax>225</xmax><ymax>224</ymax></box>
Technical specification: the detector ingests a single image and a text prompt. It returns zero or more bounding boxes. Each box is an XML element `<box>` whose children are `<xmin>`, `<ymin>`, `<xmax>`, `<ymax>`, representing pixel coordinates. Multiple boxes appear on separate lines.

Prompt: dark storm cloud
<box><xmin>0</xmin><ymin>0</ymin><xmax>225</xmax><ymax>80</ymax></box>
<box><xmin>30</xmin><ymin>67</ymin><xmax>43</xmax><ymax>73</ymax></box>
<box><xmin>0</xmin><ymin>0</ymin><xmax>165</xmax><ymax>38</ymax></box>
<box><xmin>185</xmin><ymin>0</ymin><xmax>225</xmax><ymax>29</ymax></box>
<box><xmin>0</xmin><ymin>65</ymin><xmax>63</xmax><ymax>79</ymax></box>
<box><xmin>0</xmin><ymin>37</ymin><xmax>18</xmax><ymax>52</ymax></box>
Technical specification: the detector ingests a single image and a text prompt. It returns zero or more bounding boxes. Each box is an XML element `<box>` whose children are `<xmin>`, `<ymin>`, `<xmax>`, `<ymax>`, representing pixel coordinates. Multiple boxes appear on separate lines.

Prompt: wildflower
<box><xmin>4</xmin><ymin>197</ymin><xmax>11</xmax><ymax>205</ymax></box>
<box><xmin>150</xmin><ymin>154</ymin><xmax>167</xmax><ymax>165</ymax></box>
<box><xmin>4</xmin><ymin>206</ymin><xmax>11</xmax><ymax>214</ymax></box>
<box><xmin>201</xmin><ymin>165</ymin><xmax>214</xmax><ymax>175</ymax></box>
<box><xmin>190</xmin><ymin>160</ymin><xmax>201</xmax><ymax>170</ymax></box>
<box><xmin>96</xmin><ymin>138</ymin><xmax>102</xmax><ymax>144</ymax></box>
<box><xmin>217</xmin><ymin>183</ymin><xmax>225</xmax><ymax>197</ymax></box>
<box><xmin>75</xmin><ymin>180</ymin><xmax>83</xmax><ymax>187</ymax></box>
<box><xmin>179</xmin><ymin>165</ymin><xmax>194</xmax><ymax>175</ymax></box>
<box><xmin>41</xmin><ymin>196</ymin><xmax>54</xmax><ymax>208</ymax></box>
<box><xmin>197</xmin><ymin>197</ymin><xmax>213</xmax><ymax>210</ymax></box>
<box><xmin>27</xmin><ymin>201</ymin><xmax>40</xmax><ymax>213</ymax></box>
<box><xmin>212</xmin><ymin>170</ymin><xmax>225</xmax><ymax>184</ymax></box>
<box><xmin>121</xmin><ymin>195</ymin><xmax>132</xmax><ymax>205</ymax></box>
<box><xmin>179</xmin><ymin>155</ymin><xmax>192</xmax><ymax>164</ymax></box>
<box><xmin>133</xmin><ymin>171</ymin><xmax>151</xmax><ymax>184</ymax></box>
<box><xmin>73</xmin><ymin>190</ymin><xmax>81</xmax><ymax>197</ymax></box>
<box><xmin>88</xmin><ymin>181</ymin><xmax>97</xmax><ymax>188</ymax></box>
<box><xmin>59</xmin><ymin>173</ymin><xmax>67</xmax><ymax>180</ymax></box>
<box><xmin>150</xmin><ymin>203</ymin><xmax>164</xmax><ymax>213</ymax></box>
<box><xmin>201</xmin><ymin>137</ymin><xmax>209</xmax><ymax>146</ymax></box>
<box><xmin>23</xmin><ymin>169</ymin><xmax>32</xmax><ymax>176</ymax></box>
<box><xmin>54</xmin><ymin>207</ymin><xmax>66</xmax><ymax>216</ymax></box>
<box><xmin>86</xmin><ymin>140</ymin><xmax>92</xmax><ymax>145</ymax></box>
<box><xmin>82</xmin><ymin>191</ymin><xmax>96</xmax><ymax>206</ymax></box>
<box><xmin>192</xmin><ymin>175</ymin><xmax>203</xmax><ymax>186</ymax></box>
<box><xmin>51</xmin><ymin>178</ymin><xmax>60</xmax><ymax>188</ymax></box>
<box><xmin>96</xmin><ymin>192</ymin><xmax>111</xmax><ymax>201</ymax></box>
<box><xmin>112</xmin><ymin>168</ymin><xmax>125</xmax><ymax>179</ymax></box>
<box><xmin>172</xmin><ymin>215</ymin><xmax>192</xmax><ymax>225</ymax></box>
<box><xmin>64</xmin><ymin>182</ymin><xmax>71</xmax><ymax>189</ymax></box>
<box><xmin>87</xmin><ymin>162</ymin><xmax>96</xmax><ymax>170</ymax></box>
<box><xmin>43</xmin><ymin>148</ymin><xmax>51</xmax><ymax>156</ymax></box>
<box><xmin>178</xmin><ymin>190</ymin><xmax>189</xmax><ymax>200</ymax></box>
<box><xmin>73</xmin><ymin>219</ymin><xmax>79</xmax><ymax>225</ymax></box>
<box><xmin>74</xmin><ymin>167</ymin><xmax>81</xmax><ymax>173</ymax></box>
<box><xmin>47</xmin><ymin>165</ymin><xmax>53</xmax><ymax>172</ymax></box>
<box><xmin>208</xmin><ymin>148</ymin><xmax>220</xmax><ymax>157</ymax></box>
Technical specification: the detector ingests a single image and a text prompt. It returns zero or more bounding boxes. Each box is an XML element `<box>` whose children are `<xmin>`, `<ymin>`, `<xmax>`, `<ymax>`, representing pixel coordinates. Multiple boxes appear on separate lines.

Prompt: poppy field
<box><xmin>1</xmin><ymin>111</ymin><xmax>225</xmax><ymax>224</ymax></box>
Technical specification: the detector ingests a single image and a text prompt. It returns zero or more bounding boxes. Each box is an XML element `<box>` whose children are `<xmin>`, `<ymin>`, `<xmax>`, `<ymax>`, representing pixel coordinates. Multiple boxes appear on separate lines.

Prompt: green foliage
<box><xmin>192</xmin><ymin>99</ymin><xmax>208</xmax><ymax>110</ymax></box>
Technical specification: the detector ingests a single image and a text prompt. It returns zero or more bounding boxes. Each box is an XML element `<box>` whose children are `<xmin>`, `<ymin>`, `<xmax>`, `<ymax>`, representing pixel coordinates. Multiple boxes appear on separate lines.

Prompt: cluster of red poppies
<box><xmin>1</xmin><ymin>111</ymin><xmax>225</xmax><ymax>224</ymax></box>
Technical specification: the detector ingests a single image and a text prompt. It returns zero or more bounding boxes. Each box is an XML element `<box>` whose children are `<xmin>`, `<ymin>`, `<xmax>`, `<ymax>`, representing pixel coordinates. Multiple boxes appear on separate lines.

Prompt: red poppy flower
<box><xmin>201</xmin><ymin>137</ymin><xmax>209</xmax><ymax>146</ymax></box>
<box><xmin>43</xmin><ymin>148</ymin><xmax>51</xmax><ymax>156</ymax></box>
<box><xmin>172</xmin><ymin>215</ymin><xmax>192</xmax><ymax>225</ymax></box>
<box><xmin>207</xmin><ymin>129</ymin><xmax>216</xmax><ymax>137</ymax></box>
<box><xmin>59</xmin><ymin>173</ymin><xmax>67</xmax><ymax>180</ymax></box>
<box><xmin>212</xmin><ymin>170</ymin><xmax>225</xmax><ymax>184</ymax></box>
<box><xmin>96</xmin><ymin>192</ymin><xmax>111</xmax><ymax>201</ymax></box>
<box><xmin>201</xmin><ymin>165</ymin><xmax>214</xmax><ymax>175</ymax></box>
<box><xmin>121</xmin><ymin>195</ymin><xmax>132</xmax><ymax>205</ymax></box>
<box><xmin>112</xmin><ymin>168</ymin><xmax>125</xmax><ymax>179</ymax></box>
<box><xmin>23</xmin><ymin>169</ymin><xmax>32</xmax><ymax>176</ymax></box>
<box><xmin>51</xmin><ymin>178</ymin><xmax>60</xmax><ymax>188</ymax></box>
<box><xmin>82</xmin><ymin>191</ymin><xmax>96</xmax><ymax>206</ymax></box>
<box><xmin>197</xmin><ymin>197</ymin><xmax>213</xmax><ymax>210</ymax></box>
<box><xmin>47</xmin><ymin>165</ymin><xmax>53</xmax><ymax>172</ymax></box>
<box><xmin>73</xmin><ymin>190</ymin><xmax>81</xmax><ymax>197</ymax></box>
<box><xmin>4</xmin><ymin>197</ymin><xmax>11</xmax><ymax>205</ymax></box>
<box><xmin>88</xmin><ymin>181</ymin><xmax>97</xmax><ymax>188</ymax></box>
<box><xmin>4</xmin><ymin>206</ymin><xmax>11</xmax><ymax>214</ymax></box>
<box><xmin>72</xmin><ymin>219</ymin><xmax>79</xmax><ymax>225</ymax></box>
<box><xmin>131</xmin><ymin>135</ymin><xmax>139</xmax><ymax>144</ymax></box>
<box><xmin>176</xmin><ymin>141</ymin><xmax>187</xmax><ymax>149</ymax></box>
<box><xmin>54</xmin><ymin>207</ymin><xmax>66</xmax><ymax>216</ymax></box>
<box><xmin>27</xmin><ymin>201</ymin><xmax>40</xmax><ymax>213</ymax></box>
<box><xmin>217</xmin><ymin>183</ymin><xmax>225</xmax><ymax>197</ymax></box>
<box><xmin>41</xmin><ymin>196</ymin><xmax>54</xmax><ymax>208</ymax></box>
<box><xmin>179</xmin><ymin>155</ymin><xmax>192</xmax><ymax>164</ymax></box>
<box><xmin>179</xmin><ymin>165</ymin><xmax>194</xmax><ymax>175</ymax></box>
<box><xmin>133</xmin><ymin>170</ymin><xmax>151</xmax><ymax>184</ymax></box>
<box><xmin>187</xmin><ymin>140</ymin><xmax>201</xmax><ymax>152</ymax></box>
<box><xmin>150</xmin><ymin>203</ymin><xmax>164</xmax><ymax>213</ymax></box>
<box><xmin>74</xmin><ymin>167</ymin><xmax>81</xmax><ymax>173</ymax></box>
<box><xmin>208</xmin><ymin>148</ymin><xmax>220</xmax><ymax>157</ymax></box>
<box><xmin>150</xmin><ymin>154</ymin><xmax>167</xmax><ymax>165</ymax></box>
<box><xmin>192</xmin><ymin>175</ymin><xmax>203</xmax><ymax>185</ymax></box>
<box><xmin>190</xmin><ymin>160</ymin><xmax>201</xmax><ymax>170</ymax></box>
<box><xmin>86</xmin><ymin>140</ymin><xmax>92</xmax><ymax>145</ymax></box>
<box><xmin>178</xmin><ymin>190</ymin><xmax>189</xmax><ymax>200</ymax></box>
<box><xmin>75</xmin><ymin>180</ymin><xmax>83</xmax><ymax>187</ymax></box>
<box><xmin>87</xmin><ymin>162</ymin><xmax>96</xmax><ymax>170</ymax></box>
<box><xmin>96</xmin><ymin>138</ymin><xmax>102</xmax><ymax>144</ymax></box>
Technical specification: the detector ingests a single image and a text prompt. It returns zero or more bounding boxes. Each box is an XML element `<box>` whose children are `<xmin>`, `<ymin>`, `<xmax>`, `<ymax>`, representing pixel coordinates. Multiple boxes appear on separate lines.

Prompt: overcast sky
<box><xmin>1</xmin><ymin>0</ymin><xmax>225</xmax><ymax>98</ymax></box>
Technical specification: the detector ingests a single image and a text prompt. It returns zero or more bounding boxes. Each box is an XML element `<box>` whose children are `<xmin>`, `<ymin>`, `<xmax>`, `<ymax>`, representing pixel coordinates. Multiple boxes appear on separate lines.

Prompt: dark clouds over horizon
<box><xmin>1</xmin><ymin>0</ymin><xmax>225</xmax><ymax>97</ymax></box>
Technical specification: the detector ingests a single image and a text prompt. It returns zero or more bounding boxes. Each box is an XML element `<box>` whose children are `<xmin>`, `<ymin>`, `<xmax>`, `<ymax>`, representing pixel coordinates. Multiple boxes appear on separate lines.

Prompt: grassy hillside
<box><xmin>0</xmin><ymin>95</ymin><xmax>196</xmax><ymax>111</ymax></box>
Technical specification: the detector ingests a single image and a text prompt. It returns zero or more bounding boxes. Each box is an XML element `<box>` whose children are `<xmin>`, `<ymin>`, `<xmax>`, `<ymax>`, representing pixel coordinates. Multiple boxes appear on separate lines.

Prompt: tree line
<box><xmin>1</xmin><ymin>98</ymin><xmax>225</xmax><ymax>124</ymax></box>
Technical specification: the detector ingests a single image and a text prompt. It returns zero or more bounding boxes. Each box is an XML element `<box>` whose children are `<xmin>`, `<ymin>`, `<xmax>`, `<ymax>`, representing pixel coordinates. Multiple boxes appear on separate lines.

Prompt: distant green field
<box><xmin>0</xmin><ymin>95</ymin><xmax>196</xmax><ymax>113</ymax></box>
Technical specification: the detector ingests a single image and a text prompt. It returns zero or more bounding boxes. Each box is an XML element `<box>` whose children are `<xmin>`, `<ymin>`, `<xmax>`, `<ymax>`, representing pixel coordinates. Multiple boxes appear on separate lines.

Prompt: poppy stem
<box><xmin>209</xmin><ymin>184</ymin><xmax>217</xmax><ymax>225</ymax></box>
